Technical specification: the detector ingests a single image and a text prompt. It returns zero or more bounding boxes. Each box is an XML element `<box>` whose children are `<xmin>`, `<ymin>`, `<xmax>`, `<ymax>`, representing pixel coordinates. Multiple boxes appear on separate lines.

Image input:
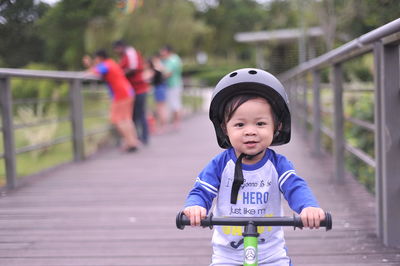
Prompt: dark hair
<box><xmin>94</xmin><ymin>49</ymin><xmax>108</xmax><ymax>59</ymax></box>
<box><xmin>222</xmin><ymin>94</ymin><xmax>279</xmax><ymax>131</ymax></box>
<box><xmin>112</xmin><ymin>40</ymin><xmax>126</xmax><ymax>48</ymax></box>
<box><xmin>162</xmin><ymin>44</ymin><xmax>173</xmax><ymax>52</ymax></box>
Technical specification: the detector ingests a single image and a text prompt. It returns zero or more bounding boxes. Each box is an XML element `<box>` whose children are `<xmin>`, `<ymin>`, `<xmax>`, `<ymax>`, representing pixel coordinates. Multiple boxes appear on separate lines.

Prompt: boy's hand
<box><xmin>183</xmin><ymin>206</ymin><xmax>207</xmax><ymax>227</ymax></box>
<box><xmin>300</xmin><ymin>207</ymin><xmax>325</xmax><ymax>229</ymax></box>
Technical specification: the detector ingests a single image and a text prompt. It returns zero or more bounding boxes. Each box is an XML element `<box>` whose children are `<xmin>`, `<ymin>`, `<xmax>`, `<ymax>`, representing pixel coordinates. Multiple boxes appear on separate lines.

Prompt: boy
<box><xmin>83</xmin><ymin>50</ymin><xmax>139</xmax><ymax>152</ymax></box>
<box><xmin>183</xmin><ymin>68</ymin><xmax>325</xmax><ymax>265</ymax></box>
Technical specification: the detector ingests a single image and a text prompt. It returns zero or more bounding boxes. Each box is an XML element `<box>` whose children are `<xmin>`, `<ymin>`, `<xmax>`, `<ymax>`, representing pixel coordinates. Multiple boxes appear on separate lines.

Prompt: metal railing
<box><xmin>0</xmin><ymin>69</ymin><xmax>205</xmax><ymax>191</ymax></box>
<box><xmin>280</xmin><ymin>18</ymin><xmax>400</xmax><ymax>247</ymax></box>
<box><xmin>0</xmin><ymin>69</ymin><xmax>107</xmax><ymax>190</ymax></box>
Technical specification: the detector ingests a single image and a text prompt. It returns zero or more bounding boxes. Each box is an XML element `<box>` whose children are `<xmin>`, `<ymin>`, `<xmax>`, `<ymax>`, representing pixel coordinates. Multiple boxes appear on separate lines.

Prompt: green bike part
<box><xmin>244</xmin><ymin>236</ymin><xmax>258</xmax><ymax>266</ymax></box>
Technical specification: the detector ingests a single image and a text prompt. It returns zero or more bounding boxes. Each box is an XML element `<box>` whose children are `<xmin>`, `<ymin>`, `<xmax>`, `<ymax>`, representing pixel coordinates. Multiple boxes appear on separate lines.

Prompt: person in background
<box><xmin>159</xmin><ymin>45</ymin><xmax>183</xmax><ymax>130</ymax></box>
<box><xmin>113</xmin><ymin>40</ymin><xmax>150</xmax><ymax>145</ymax></box>
<box><xmin>83</xmin><ymin>50</ymin><xmax>139</xmax><ymax>152</ymax></box>
<box><xmin>148</xmin><ymin>54</ymin><xmax>168</xmax><ymax>133</ymax></box>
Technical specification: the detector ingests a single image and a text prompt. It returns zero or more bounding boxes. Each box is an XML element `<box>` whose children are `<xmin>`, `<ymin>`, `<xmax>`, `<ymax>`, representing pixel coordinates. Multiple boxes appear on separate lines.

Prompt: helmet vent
<box><xmin>248</xmin><ymin>70</ymin><xmax>257</xmax><ymax>75</ymax></box>
<box><xmin>229</xmin><ymin>72</ymin><xmax>238</xmax><ymax>77</ymax></box>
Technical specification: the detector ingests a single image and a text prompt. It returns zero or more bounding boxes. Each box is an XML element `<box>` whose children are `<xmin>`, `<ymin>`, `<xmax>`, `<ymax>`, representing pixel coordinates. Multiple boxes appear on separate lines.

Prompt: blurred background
<box><xmin>1</xmin><ymin>0</ymin><xmax>399</xmax><ymax>84</ymax></box>
<box><xmin>1</xmin><ymin>0</ymin><xmax>399</xmax><ymax>191</ymax></box>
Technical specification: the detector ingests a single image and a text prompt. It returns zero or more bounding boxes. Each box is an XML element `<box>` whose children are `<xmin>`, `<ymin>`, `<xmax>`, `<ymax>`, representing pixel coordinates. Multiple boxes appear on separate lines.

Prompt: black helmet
<box><xmin>209</xmin><ymin>68</ymin><xmax>291</xmax><ymax>148</ymax></box>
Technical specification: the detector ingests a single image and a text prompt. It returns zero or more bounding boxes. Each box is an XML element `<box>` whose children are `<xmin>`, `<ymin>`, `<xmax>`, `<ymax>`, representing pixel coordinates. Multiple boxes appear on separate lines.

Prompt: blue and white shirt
<box><xmin>185</xmin><ymin>148</ymin><xmax>319</xmax><ymax>264</ymax></box>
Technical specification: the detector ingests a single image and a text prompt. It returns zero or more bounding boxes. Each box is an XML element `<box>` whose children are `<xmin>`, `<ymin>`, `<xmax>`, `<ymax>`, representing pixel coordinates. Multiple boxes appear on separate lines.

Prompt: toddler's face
<box><xmin>225</xmin><ymin>97</ymin><xmax>274</xmax><ymax>164</ymax></box>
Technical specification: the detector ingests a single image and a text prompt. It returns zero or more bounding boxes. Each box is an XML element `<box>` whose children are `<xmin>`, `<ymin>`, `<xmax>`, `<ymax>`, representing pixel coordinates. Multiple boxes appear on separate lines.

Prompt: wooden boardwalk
<box><xmin>0</xmin><ymin>113</ymin><xmax>399</xmax><ymax>266</ymax></box>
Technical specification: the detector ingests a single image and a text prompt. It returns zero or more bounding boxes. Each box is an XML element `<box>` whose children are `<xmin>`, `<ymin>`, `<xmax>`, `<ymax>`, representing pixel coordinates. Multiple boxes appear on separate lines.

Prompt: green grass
<box><xmin>1</xmin><ymin>89</ymin><xmax>204</xmax><ymax>188</ymax></box>
<box><xmin>0</xmin><ymin>90</ymin><xmax>111</xmax><ymax>188</ymax></box>
<box><xmin>303</xmin><ymin>82</ymin><xmax>375</xmax><ymax>193</ymax></box>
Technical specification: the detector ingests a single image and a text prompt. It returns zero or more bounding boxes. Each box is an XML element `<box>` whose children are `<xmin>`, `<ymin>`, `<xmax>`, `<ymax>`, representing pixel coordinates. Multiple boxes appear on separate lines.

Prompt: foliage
<box><xmin>0</xmin><ymin>0</ymin><xmax>49</xmax><ymax>67</ymax></box>
<box><xmin>184</xmin><ymin>63</ymin><xmax>248</xmax><ymax>86</ymax></box>
<box><xmin>15</xmin><ymin>103</ymin><xmax>58</xmax><ymax>158</ymax></box>
<box><xmin>336</xmin><ymin>0</ymin><xmax>400</xmax><ymax>40</ymax></box>
<box><xmin>2</xmin><ymin>0</ymin><xmax>399</xmax><ymax>74</ymax></box>
<box><xmin>345</xmin><ymin>54</ymin><xmax>374</xmax><ymax>82</ymax></box>
<box><xmin>37</xmin><ymin>0</ymin><xmax>115</xmax><ymax>69</ymax></box>
<box><xmin>195</xmin><ymin>0</ymin><xmax>266</xmax><ymax>57</ymax></box>
<box><xmin>11</xmin><ymin>63</ymin><xmax>67</xmax><ymax>98</ymax></box>
<box><xmin>109</xmin><ymin>0</ymin><xmax>211</xmax><ymax>58</ymax></box>
<box><xmin>344</xmin><ymin>92</ymin><xmax>375</xmax><ymax>192</ymax></box>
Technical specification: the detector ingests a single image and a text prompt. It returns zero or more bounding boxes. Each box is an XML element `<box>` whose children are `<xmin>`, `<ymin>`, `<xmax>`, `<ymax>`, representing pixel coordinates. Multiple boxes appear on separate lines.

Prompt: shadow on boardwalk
<box><xmin>0</xmin><ymin>114</ymin><xmax>399</xmax><ymax>265</ymax></box>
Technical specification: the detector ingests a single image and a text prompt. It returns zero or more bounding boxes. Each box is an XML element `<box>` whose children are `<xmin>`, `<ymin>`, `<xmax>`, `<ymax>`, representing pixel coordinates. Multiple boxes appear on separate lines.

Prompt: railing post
<box><xmin>0</xmin><ymin>77</ymin><xmax>17</xmax><ymax>189</ymax></box>
<box><xmin>293</xmin><ymin>78</ymin><xmax>300</xmax><ymax>127</ymax></box>
<box><xmin>379</xmin><ymin>42</ymin><xmax>400</xmax><ymax>247</ymax></box>
<box><xmin>312</xmin><ymin>70</ymin><xmax>321</xmax><ymax>155</ymax></box>
<box><xmin>302</xmin><ymin>77</ymin><xmax>308</xmax><ymax>135</ymax></box>
<box><xmin>69</xmin><ymin>79</ymin><xmax>85</xmax><ymax>162</ymax></box>
<box><xmin>373</xmin><ymin>41</ymin><xmax>384</xmax><ymax>241</ymax></box>
<box><xmin>286</xmin><ymin>80</ymin><xmax>294</xmax><ymax>120</ymax></box>
<box><xmin>332</xmin><ymin>64</ymin><xmax>345</xmax><ymax>183</ymax></box>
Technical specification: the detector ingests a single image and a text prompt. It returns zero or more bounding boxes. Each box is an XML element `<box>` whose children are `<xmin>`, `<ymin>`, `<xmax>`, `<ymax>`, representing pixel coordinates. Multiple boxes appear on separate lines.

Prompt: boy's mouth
<box><xmin>244</xmin><ymin>140</ymin><xmax>258</xmax><ymax>146</ymax></box>
<box><xmin>244</xmin><ymin>140</ymin><xmax>258</xmax><ymax>144</ymax></box>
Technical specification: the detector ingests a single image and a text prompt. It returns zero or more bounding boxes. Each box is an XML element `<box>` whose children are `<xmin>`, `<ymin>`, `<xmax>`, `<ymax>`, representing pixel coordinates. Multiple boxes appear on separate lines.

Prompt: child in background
<box><xmin>182</xmin><ymin>68</ymin><xmax>326</xmax><ymax>265</ymax></box>
<box><xmin>148</xmin><ymin>55</ymin><xmax>168</xmax><ymax>133</ymax></box>
<box><xmin>83</xmin><ymin>50</ymin><xmax>139</xmax><ymax>152</ymax></box>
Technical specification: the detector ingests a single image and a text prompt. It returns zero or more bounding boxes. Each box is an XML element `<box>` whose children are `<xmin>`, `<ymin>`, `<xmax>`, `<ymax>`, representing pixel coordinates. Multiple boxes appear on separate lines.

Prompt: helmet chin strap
<box><xmin>231</xmin><ymin>150</ymin><xmax>264</xmax><ymax>204</ymax></box>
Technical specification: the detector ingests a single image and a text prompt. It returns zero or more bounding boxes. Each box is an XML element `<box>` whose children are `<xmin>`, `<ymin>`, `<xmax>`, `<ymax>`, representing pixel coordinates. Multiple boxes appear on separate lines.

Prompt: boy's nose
<box><xmin>244</xmin><ymin>126</ymin><xmax>256</xmax><ymax>136</ymax></box>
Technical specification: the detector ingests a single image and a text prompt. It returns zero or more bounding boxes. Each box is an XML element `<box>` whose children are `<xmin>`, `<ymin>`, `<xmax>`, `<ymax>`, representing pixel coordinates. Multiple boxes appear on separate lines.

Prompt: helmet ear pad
<box><xmin>211</xmin><ymin>118</ymin><xmax>231</xmax><ymax>148</ymax></box>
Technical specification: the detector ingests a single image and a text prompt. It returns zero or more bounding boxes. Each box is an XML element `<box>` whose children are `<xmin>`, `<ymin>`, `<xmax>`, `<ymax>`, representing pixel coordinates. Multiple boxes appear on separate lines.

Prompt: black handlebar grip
<box><xmin>293</xmin><ymin>211</ymin><xmax>332</xmax><ymax>231</ymax></box>
<box><xmin>323</xmin><ymin>212</ymin><xmax>333</xmax><ymax>230</ymax></box>
<box><xmin>176</xmin><ymin>211</ymin><xmax>190</xmax><ymax>230</ymax></box>
<box><xmin>176</xmin><ymin>211</ymin><xmax>214</xmax><ymax>230</ymax></box>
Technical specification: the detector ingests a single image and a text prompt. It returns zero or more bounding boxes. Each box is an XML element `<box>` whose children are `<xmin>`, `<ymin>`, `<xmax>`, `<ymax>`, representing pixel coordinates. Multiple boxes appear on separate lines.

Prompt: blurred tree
<box><xmin>337</xmin><ymin>0</ymin><xmax>400</xmax><ymax>39</ymax></box>
<box><xmin>84</xmin><ymin>16</ymin><xmax>115</xmax><ymax>54</ymax></box>
<box><xmin>0</xmin><ymin>0</ymin><xmax>49</xmax><ymax>67</ymax></box>
<box><xmin>106</xmin><ymin>0</ymin><xmax>211</xmax><ymax>58</ymax></box>
<box><xmin>196</xmin><ymin>0</ymin><xmax>267</xmax><ymax>60</ymax></box>
<box><xmin>310</xmin><ymin>0</ymin><xmax>400</xmax><ymax>51</ymax></box>
<box><xmin>38</xmin><ymin>0</ymin><xmax>115</xmax><ymax>69</ymax></box>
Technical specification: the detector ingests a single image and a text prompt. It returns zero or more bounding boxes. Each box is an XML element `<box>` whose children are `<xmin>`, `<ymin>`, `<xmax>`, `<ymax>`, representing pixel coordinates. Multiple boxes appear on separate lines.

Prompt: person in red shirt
<box><xmin>83</xmin><ymin>50</ymin><xmax>139</xmax><ymax>152</ymax></box>
<box><xmin>113</xmin><ymin>40</ymin><xmax>150</xmax><ymax>145</ymax></box>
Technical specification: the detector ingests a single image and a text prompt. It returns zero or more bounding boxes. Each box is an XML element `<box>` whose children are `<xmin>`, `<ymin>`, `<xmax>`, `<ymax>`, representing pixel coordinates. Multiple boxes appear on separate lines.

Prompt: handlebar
<box><xmin>176</xmin><ymin>211</ymin><xmax>332</xmax><ymax>231</ymax></box>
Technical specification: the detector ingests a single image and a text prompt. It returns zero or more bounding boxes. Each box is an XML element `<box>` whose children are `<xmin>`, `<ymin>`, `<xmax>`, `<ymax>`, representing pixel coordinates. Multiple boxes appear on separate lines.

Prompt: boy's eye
<box><xmin>257</xmin><ymin>121</ymin><xmax>267</xmax><ymax>126</ymax></box>
<box><xmin>234</xmin><ymin>122</ymin><xmax>244</xmax><ymax>127</ymax></box>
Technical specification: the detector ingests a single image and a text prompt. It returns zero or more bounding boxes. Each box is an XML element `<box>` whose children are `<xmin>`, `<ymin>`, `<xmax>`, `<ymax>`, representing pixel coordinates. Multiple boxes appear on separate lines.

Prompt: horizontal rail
<box><xmin>281</xmin><ymin>18</ymin><xmax>400</xmax><ymax>80</ymax></box>
<box><xmin>13</xmin><ymin>117</ymin><xmax>70</xmax><ymax>130</ymax></box>
<box><xmin>320</xmin><ymin>125</ymin><xmax>334</xmax><ymax>139</ymax></box>
<box><xmin>84</xmin><ymin>111</ymin><xmax>108</xmax><ymax>119</ymax></box>
<box><xmin>317</xmin><ymin>107</ymin><xmax>374</xmax><ymax>132</ymax></box>
<box><xmin>346</xmin><ymin>117</ymin><xmax>375</xmax><ymax>132</ymax></box>
<box><xmin>85</xmin><ymin>125</ymin><xmax>113</xmax><ymax>137</ymax></box>
<box><xmin>15</xmin><ymin>136</ymin><xmax>71</xmax><ymax>155</ymax></box>
<box><xmin>343</xmin><ymin>88</ymin><xmax>375</xmax><ymax>93</ymax></box>
<box><xmin>0</xmin><ymin>68</ymin><xmax>99</xmax><ymax>81</ymax></box>
<box><xmin>345</xmin><ymin>143</ymin><xmax>376</xmax><ymax>168</ymax></box>
<box><xmin>13</xmin><ymin>98</ymin><xmax>69</xmax><ymax>105</ymax></box>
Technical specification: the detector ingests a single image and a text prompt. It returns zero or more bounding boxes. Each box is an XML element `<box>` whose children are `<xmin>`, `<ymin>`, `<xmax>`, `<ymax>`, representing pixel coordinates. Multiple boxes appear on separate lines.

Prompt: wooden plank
<box><xmin>0</xmin><ymin>114</ymin><xmax>399</xmax><ymax>265</ymax></box>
